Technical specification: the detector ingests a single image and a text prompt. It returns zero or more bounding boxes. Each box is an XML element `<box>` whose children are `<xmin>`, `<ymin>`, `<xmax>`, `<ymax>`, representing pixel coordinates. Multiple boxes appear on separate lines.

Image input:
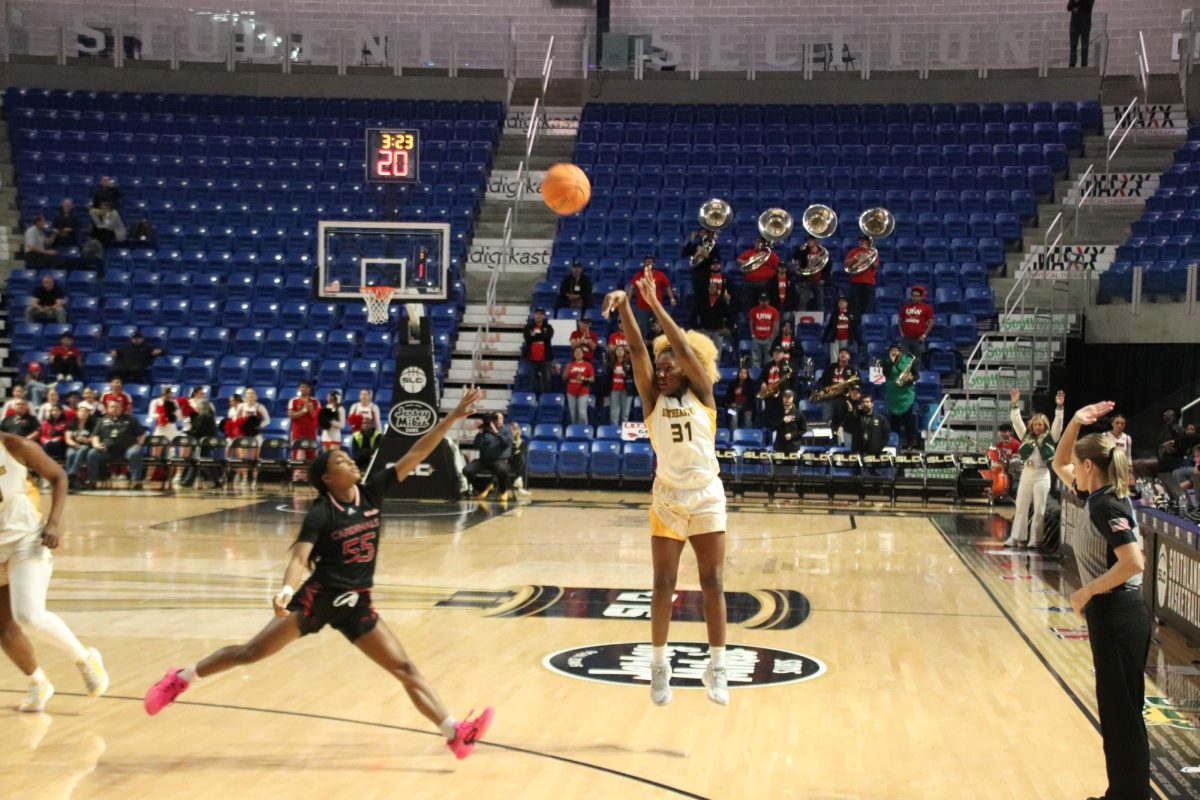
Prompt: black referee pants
<box><xmin>1084</xmin><ymin>590</ymin><xmax>1152</xmax><ymax>800</ymax></box>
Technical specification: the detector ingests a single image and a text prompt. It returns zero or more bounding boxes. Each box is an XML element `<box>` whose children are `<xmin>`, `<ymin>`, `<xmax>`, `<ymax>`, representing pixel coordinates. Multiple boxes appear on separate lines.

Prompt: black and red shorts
<box><xmin>287</xmin><ymin>580</ymin><xmax>379</xmax><ymax>642</ymax></box>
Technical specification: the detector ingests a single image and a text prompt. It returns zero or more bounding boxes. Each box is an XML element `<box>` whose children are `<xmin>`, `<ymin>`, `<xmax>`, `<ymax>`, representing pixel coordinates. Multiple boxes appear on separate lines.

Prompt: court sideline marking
<box><xmin>0</xmin><ymin>689</ymin><xmax>711</xmax><ymax>799</ymax></box>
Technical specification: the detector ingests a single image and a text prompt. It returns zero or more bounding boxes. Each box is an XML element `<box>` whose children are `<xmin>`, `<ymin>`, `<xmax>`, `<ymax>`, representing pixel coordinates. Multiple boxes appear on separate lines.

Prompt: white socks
<box><xmin>709</xmin><ymin>646</ymin><xmax>726</xmax><ymax>669</ymax></box>
<box><xmin>652</xmin><ymin>645</ymin><xmax>669</xmax><ymax>667</ymax></box>
<box><xmin>438</xmin><ymin>716</ymin><xmax>459</xmax><ymax>739</ymax></box>
<box><xmin>179</xmin><ymin>665</ymin><xmax>199</xmax><ymax>683</ymax></box>
<box><xmin>30</xmin><ymin>667</ymin><xmax>48</xmax><ymax>685</ymax></box>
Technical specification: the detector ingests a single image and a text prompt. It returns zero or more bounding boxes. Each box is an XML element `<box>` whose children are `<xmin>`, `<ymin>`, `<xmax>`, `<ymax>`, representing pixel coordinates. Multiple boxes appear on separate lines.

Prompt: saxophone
<box><xmin>808</xmin><ymin>374</ymin><xmax>860</xmax><ymax>402</ymax></box>
<box><xmin>757</xmin><ymin>359</ymin><xmax>794</xmax><ymax>399</ymax></box>
<box><xmin>893</xmin><ymin>355</ymin><xmax>916</xmax><ymax>386</ymax></box>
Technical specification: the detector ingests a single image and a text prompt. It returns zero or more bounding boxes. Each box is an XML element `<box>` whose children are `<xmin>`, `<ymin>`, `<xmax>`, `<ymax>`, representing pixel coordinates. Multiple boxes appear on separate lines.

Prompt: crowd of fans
<box><xmin>523</xmin><ymin>240</ymin><xmax>939</xmax><ymax>456</ymax></box>
<box><xmin>1</xmin><ymin>347</ymin><xmax>394</xmax><ymax>490</ymax></box>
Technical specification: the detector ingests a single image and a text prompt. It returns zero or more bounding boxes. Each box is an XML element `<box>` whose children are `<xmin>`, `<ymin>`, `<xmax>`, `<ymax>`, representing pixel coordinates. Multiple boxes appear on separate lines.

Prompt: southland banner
<box><xmin>466</xmin><ymin>237</ymin><xmax>552</xmax><ymax>273</ymax></box>
<box><xmin>504</xmin><ymin>107</ymin><xmax>581</xmax><ymax>137</ymax></box>
<box><xmin>486</xmin><ymin>170</ymin><xmax>547</xmax><ymax>203</ymax></box>
<box><xmin>1018</xmin><ymin>245</ymin><xmax>1115</xmax><ymax>278</ymax></box>
<box><xmin>1065</xmin><ymin>173</ymin><xmax>1160</xmax><ymax>206</ymax></box>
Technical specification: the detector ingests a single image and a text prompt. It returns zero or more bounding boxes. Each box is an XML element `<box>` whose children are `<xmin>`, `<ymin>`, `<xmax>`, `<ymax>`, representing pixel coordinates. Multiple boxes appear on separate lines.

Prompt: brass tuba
<box><xmin>739</xmin><ymin>208</ymin><xmax>793</xmax><ymax>275</ymax></box>
<box><xmin>845</xmin><ymin>207</ymin><xmax>895</xmax><ymax>275</ymax></box>
<box><xmin>691</xmin><ymin>198</ymin><xmax>733</xmax><ymax>267</ymax></box>
<box><xmin>798</xmin><ymin>203</ymin><xmax>838</xmax><ymax>276</ymax></box>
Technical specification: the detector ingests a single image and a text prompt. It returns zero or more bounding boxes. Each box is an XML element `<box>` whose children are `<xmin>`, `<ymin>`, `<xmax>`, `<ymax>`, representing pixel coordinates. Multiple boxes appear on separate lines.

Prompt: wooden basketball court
<box><xmin>2</xmin><ymin>489</ymin><xmax>1194</xmax><ymax>799</ymax></box>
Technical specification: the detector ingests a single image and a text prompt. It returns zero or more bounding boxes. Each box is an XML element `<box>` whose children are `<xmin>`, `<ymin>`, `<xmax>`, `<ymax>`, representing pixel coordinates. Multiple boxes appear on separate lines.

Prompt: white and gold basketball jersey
<box><xmin>645</xmin><ymin>391</ymin><xmax>719</xmax><ymax>490</ymax></box>
<box><xmin>0</xmin><ymin>442</ymin><xmax>43</xmax><ymax>545</ymax></box>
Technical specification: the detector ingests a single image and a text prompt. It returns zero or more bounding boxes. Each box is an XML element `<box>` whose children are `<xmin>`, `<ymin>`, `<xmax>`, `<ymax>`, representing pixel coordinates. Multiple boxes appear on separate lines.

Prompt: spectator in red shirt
<box><xmin>287</xmin><ymin>380</ymin><xmax>320</xmax><ymax>481</ymax></box>
<box><xmin>820</xmin><ymin>296</ymin><xmax>862</xmax><ymax>362</ymax></box>
<box><xmin>287</xmin><ymin>381</ymin><xmax>320</xmax><ymax>443</ymax></box>
<box><xmin>101</xmin><ymin>377</ymin><xmax>133</xmax><ymax>416</ymax></box>
<box><xmin>563</xmin><ymin>346</ymin><xmax>594</xmax><ymax>426</ymax></box>
<box><xmin>769</xmin><ymin>259</ymin><xmax>799</xmax><ymax>314</ymax></box>
<box><xmin>628</xmin><ymin>257</ymin><xmax>675</xmax><ymax>340</ymax></box>
<box><xmin>771</xmin><ymin>319</ymin><xmax>799</xmax><ymax>369</ymax></box>
<box><xmin>844</xmin><ymin>234</ymin><xmax>879</xmax><ymax>319</ymax></box>
<box><xmin>748</xmin><ymin>292</ymin><xmax>781</xmax><ymax>369</ymax></box>
<box><xmin>607</xmin><ymin>313</ymin><xmax>628</xmax><ymax>353</ymax></box>
<box><xmin>50</xmin><ymin>333</ymin><xmax>82</xmax><ymax>381</ymax></box>
<box><xmin>737</xmin><ymin>236</ymin><xmax>780</xmax><ymax>309</ymax></box>
<box><xmin>994</xmin><ymin>423</ymin><xmax>1020</xmax><ymax>459</ymax></box>
<box><xmin>898</xmin><ymin>285</ymin><xmax>934</xmax><ymax>359</ymax></box>
<box><xmin>607</xmin><ymin>343</ymin><xmax>633</xmax><ymax>426</ymax></box>
<box><xmin>522</xmin><ymin>307</ymin><xmax>555</xmax><ymax>394</ymax></box>
<box><xmin>569</xmin><ymin>317</ymin><xmax>599</xmax><ymax>362</ymax></box>
<box><xmin>39</xmin><ymin>404</ymin><xmax>69</xmax><ymax>461</ymax></box>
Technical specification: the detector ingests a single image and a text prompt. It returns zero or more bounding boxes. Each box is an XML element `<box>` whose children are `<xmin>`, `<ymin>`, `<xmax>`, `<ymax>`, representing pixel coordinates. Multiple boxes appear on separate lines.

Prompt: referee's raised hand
<box><xmin>453</xmin><ymin>388</ymin><xmax>484</xmax><ymax>419</ymax></box>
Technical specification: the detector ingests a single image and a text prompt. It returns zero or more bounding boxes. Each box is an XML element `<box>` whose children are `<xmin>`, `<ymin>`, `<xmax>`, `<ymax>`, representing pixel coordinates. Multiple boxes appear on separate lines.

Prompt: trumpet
<box><xmin>758</xmin><ymin>359</ymin><xmax>794</xmax><ymax>399</ymax></box>
<box><xmin>739</xmin><ymin>208</ymin><xmax>793</xmax><ymax>275</ymax></box>
<box><xmin>691</xmin><ymin>198</ymin><xmax>733</xmax><ymax>267</ymax></box>
<box><xmin>809</xmin><ymin>374</ymin><xmax>860</xmax><ymax>402</ymax></box>
<box><xmin>845</xmin><ymin>207</ymin><xmax>895</xmax><ymax>275</ymax></box>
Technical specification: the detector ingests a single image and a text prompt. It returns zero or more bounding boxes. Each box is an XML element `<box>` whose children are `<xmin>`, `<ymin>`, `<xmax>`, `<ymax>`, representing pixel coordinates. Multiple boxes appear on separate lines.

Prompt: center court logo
<box><xmin>388</xmin><ymin>400</ymin><xmax>437</xmax><ymax>436</ymax></box>
<box><xmin>398</xmin><ymin>366</ymin><xmax>427</xmax><ymax>394</ymax></box>
<box><xmin>543</xmin><ymin>642</ymin><xmax>826</xmax><ymax>689</ymax></box>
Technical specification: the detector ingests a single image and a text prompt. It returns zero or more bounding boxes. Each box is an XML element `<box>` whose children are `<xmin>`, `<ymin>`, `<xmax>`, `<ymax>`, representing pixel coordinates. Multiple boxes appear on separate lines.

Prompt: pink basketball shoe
<box><xmin>446</xmin><ymin>706</ymin><xmax>494</xmax><ymax>760</ymax></box>
<box><xmin>144</xmin><ymin>667</ymin><xmax>190</xmax><ymax>715</ymax></box>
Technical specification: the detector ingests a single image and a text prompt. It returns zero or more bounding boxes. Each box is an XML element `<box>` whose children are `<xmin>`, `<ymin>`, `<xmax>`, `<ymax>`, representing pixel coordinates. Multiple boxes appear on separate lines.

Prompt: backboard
<box><xmin>316</xmin><ymin>220</ymin><xmax>449</xmax><ymax>301</ymax></box>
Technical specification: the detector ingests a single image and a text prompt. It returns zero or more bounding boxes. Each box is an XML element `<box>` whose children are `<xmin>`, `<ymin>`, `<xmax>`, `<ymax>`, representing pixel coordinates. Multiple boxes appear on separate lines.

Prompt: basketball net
<box><xmin>361</xmin><ymin>286</ymin><xmax>395</xmax><ymax>325</ymax></box>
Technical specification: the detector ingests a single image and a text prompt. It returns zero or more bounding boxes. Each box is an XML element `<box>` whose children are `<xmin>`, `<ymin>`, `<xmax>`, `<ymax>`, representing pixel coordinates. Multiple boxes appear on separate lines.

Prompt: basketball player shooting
<box><xmin>143</xmin><ymin>389</ymin><xmax>495</xmax><ymax>759</ymax></box>
<box><xmin>602</xmin><ymin>274</ymin><xmax>729</xmax><ymax>707</ymax></box>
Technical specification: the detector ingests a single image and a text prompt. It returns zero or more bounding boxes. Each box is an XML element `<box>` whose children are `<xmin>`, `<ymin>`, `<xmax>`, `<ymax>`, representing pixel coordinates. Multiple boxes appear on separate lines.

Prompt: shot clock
<box><xmin>365</xmin><ymin>128</ymin><xmax>420</xmax><ymax>183</ymax></box>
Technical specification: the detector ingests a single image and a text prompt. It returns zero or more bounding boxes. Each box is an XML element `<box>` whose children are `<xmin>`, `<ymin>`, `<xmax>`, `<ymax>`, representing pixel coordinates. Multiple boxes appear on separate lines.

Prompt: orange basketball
<box><xmin>541</xmin><ymin>163</ymin><xmax>591</xmax><ymax>215</ymax></box>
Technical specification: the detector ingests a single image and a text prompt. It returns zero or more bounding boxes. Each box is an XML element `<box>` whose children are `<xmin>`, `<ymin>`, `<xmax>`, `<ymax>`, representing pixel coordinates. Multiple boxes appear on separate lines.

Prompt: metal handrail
<box><xmin>1071</xmin><ymin>163</ymin><xmax>1095</xmax><ymax>237</ymax></box>
<box><xmin>470</xmin><ymin>35</ymin><xmax>555</xmax><ymax>378</ymax></box>
<box><xmin>1004</xmin><ymin>211</ymin><xmax>1061</xmax><ymax>315</ymax></box>
<box><xmin>1106</xmin><ymin>96</ymin><xmax>1139</xmax><ymax>171</ymax></box>
<box><xmin>1137</xmin><ymin>30</ymin><xmax>1150</xmax><ymax>98</ymax></box>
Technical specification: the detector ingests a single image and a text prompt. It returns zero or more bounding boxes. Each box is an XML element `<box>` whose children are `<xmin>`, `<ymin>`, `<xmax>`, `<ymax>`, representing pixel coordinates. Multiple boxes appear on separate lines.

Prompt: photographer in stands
<box><xmin>463</xmin><ymin>412</ymin><xmax>513</xmax><ymax>502</ymax></box>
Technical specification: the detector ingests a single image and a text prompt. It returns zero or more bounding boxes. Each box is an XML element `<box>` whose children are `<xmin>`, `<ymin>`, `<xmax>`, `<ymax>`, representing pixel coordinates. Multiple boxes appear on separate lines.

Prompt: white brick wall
<box><xmin>14</xmin><ymin>0</ymin><xmax>1190</xmax><ymax>78</ymax></box>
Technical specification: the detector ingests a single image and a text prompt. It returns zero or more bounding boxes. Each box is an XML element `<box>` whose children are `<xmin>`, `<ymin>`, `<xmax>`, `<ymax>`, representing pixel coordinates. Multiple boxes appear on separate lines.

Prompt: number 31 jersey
<box><xmin>296</xmin><ymin>469</ymin><xmax>400</xmax><ymax>590</ymax></box>
<box><xmin>645</xmin><ymin>390</ymin><xmax>719</xmax><ymax>490</ymax></box>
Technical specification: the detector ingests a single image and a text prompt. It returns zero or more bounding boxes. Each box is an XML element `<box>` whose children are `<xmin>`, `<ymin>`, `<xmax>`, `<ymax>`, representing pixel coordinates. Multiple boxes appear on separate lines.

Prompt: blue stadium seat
<box><xmin>281</xmin><ymin>358</ymin><xmax>314</xmax><ymax>384</ymax></box>
<box><xmin>264</xmin><ymin>329</ymin><xmax>296</xmax><ymax>358</ymax></box>
<box><xmin>621</xmin><ymin>442</ymin><xmax>655</xmax><ymax>479</ymax></box>
<box><xmin>589</xmin><ymin>441</ymin><xmax>622</xmax><ymax>480</ymax></box>
<box><xmin>533</xmin><ymin>424</ymin><xmax>563</xmax><ymax>441</ymax></box>
<box><xmin>217</xmin><ymin>356</ymin><xmax>249</xmax><ymax>384</ymax></box>
<box><xmin>557</xmin><ymin>441</ymin><xmax>590</xmax><ymax>478</ymax></box>
<box><xmin>528</xmin><ymin>441</ymin><xmax>558</xmax><ymax>478</ymax></box>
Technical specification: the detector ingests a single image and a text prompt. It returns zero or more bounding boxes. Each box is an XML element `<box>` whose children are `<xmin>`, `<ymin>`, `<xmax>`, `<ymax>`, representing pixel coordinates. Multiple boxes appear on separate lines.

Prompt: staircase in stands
<box><xmin>929</xmin><ymin>80</ymin><xmax>1186</xmax><ymax>452</ymax></box>
<box><xmin>442</xmin><ymin>79</ymin><xmax>584</xmax><ymax>444</ymax></box>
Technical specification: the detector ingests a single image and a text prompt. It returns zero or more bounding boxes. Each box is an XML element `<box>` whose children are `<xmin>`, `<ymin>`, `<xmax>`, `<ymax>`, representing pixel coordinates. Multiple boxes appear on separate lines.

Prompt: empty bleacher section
<box><xmin>1099</xmin><ymin>120</ymin><xmax>1200</xmax><ymax>305</ymax></box>
<box><xmin>5</xmin><ymin>88</ymin><xmax>502</xmax><ymax>438</ymax></box>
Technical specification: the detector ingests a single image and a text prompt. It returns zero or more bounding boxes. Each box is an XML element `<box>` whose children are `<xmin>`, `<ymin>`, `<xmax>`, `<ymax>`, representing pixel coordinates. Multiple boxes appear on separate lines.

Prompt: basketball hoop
<box><xmin>361</xmin><ymin>286</ymin><xmax>395</xmax><ymax>325</ymax></box>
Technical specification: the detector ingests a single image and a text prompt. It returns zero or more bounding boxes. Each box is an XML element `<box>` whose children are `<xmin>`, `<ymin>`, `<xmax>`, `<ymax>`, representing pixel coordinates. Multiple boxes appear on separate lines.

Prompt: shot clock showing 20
<box><xmin>366</xmin><ymin>128</ymin><xmax>420</xmax><ymax>184</ymax></box>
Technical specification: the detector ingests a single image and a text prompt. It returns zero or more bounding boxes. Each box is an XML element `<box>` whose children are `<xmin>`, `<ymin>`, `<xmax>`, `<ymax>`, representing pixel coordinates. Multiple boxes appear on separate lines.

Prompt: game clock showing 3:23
<box><xmin>365</xmin><ymin>128</ymin><xmax>420</xmax><ymax>183</ymax></box>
